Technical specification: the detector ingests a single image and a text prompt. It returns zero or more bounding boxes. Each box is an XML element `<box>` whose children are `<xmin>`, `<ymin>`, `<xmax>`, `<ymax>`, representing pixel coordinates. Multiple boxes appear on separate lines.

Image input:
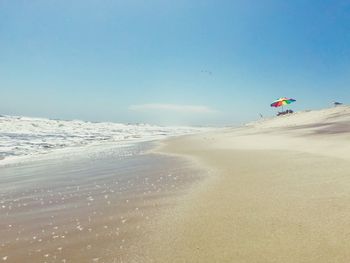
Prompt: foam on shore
<box><xmin>0</xmin><ymin>115</ymin><xmax>205</xmax><ymax>166</ymax></box>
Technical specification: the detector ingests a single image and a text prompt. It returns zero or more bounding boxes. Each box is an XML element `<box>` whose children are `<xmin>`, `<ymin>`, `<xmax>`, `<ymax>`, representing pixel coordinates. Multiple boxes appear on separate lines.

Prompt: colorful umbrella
<box><xmin>270</xmin><ymin>97</ymin><xmax>296</xmax><ymax>108</ymax></box>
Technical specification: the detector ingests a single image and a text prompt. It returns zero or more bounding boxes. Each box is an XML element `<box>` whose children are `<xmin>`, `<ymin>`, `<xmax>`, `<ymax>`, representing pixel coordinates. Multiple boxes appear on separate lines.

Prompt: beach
<box><xmin>141</xmin><ymin>106</ymin><xmax>350</xmax><ymax>262</ymax></box>
<box><xmin>2</xmin><ymin>106</ymin><xmax>350</xmax><ymax>262</ymax></box>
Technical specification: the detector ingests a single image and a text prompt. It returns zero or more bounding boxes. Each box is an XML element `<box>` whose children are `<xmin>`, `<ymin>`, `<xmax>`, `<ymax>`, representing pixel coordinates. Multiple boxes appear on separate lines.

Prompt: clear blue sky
<box><xmin>1</xmin><ymin>0</ymin><xmax>350</xmax><ymax>125</ymax></box>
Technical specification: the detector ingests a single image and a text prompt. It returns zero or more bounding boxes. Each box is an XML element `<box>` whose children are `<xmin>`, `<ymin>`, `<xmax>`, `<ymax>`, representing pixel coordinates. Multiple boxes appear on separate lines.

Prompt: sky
<box><xmin>1</xmin><ymin>0</ymin><xmax>350</xmax><ymax>126</ymax></box>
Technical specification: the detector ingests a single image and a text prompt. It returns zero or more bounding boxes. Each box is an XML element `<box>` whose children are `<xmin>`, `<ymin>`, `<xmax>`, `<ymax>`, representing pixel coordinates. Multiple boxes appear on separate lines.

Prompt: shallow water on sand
<box><xmin>0</xmin><ymin>142</ymin><xmax>198</xmax><ymax>263</ymax></box>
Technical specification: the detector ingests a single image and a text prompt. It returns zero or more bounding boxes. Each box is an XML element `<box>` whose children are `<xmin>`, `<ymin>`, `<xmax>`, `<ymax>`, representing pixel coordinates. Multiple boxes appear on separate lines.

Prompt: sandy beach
<box><xmin>2</xmin><ymin>106</ymin><xmax>350</xmax><ymax>262</ymax></box>
<box><xmin>142</xmin><ymin>106</ymin><xmax>350</xmax><ymax>262</ymax></box>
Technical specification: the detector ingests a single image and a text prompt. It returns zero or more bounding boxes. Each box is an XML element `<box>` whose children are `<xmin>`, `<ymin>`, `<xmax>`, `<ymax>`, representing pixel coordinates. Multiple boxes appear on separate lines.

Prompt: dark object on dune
<box><xmin>334</xmin><ymin>102</ymin><xmax>343</xmax><ymax>107</ymax></box>
<box><xmin>277</xmin><ymin>109</ymin><xmax>294</xmax><ymax>116</ymax></box>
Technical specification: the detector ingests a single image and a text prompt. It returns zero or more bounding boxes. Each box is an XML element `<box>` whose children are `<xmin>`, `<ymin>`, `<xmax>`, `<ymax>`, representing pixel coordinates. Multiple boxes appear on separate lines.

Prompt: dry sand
<box><xmin>145</xmin><ymin>106</ymin><xmax>350</xmax><ymax>262</ymax></box>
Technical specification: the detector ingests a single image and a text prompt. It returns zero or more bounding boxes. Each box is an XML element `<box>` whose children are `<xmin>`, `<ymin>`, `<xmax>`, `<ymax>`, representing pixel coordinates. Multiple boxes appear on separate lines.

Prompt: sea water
<box><xmin>0</xmin><ymin>115</ymin><xmax>203</xmax><ymax>165</ymax></box>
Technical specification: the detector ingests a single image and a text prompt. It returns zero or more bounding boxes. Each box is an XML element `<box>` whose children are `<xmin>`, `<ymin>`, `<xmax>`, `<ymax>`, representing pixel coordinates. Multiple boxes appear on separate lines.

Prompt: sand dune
<box><xmin>146</xmin><ymin>106</ymin><xmax>350</xmax><ymax>262</ymax></box>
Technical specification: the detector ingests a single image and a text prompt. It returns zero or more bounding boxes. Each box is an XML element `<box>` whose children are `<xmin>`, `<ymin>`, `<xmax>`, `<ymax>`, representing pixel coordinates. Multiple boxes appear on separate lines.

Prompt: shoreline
<box><xmin>0</xmin><ymin>141</ymin><xmax>202</xmax><ymax>263</ymax></box>
<box><xmin>0</xmin><ymin>113</ymin><xmax>206</xmax><ymax>167</ymax></box>
<box><xmin>141</xmin><ymin>107</ymin><xmax>350</xmax><ymax>262</ymax></box>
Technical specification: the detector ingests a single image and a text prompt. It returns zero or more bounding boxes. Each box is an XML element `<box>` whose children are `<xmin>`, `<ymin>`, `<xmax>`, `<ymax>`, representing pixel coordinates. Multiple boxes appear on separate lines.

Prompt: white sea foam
<box><xmin>0</xmin><ymin>115</ymin><xmax>205</xmax><ymax>165</ymax></box>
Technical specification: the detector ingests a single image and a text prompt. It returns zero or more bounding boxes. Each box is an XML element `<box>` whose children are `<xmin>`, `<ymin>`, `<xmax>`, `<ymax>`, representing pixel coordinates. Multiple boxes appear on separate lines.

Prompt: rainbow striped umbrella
<box><xmin>270</xmin><ymin>97</ymin><xmax>296</xmax><ymax>109</ymax></box>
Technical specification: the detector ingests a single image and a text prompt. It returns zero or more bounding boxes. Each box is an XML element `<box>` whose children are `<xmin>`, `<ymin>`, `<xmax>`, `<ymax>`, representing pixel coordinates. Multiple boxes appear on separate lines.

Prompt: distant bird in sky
<box><xmin>334</xmin><ymin>101</ymin><xmax>343</xmax><ymax>107</ymax></box>
<box><xmin>201</xmin><ymin>70</ymin><xmax>213</xmax><ymax>75</ymax></box>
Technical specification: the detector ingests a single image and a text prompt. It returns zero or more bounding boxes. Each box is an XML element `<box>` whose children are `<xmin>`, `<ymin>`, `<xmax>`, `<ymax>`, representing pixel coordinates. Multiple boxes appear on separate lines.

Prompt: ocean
<box><xmin>0</xmin><ymin>115</ymin><xmax>203</xmax><ymax>165</ymax></box>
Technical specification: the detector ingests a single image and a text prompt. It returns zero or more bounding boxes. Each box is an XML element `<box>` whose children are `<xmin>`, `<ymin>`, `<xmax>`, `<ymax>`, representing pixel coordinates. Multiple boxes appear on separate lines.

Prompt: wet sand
<box><xmin>0</xmin><ymin>143</ymin><xmax>200</xmax><ymax>263</ymax></box>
